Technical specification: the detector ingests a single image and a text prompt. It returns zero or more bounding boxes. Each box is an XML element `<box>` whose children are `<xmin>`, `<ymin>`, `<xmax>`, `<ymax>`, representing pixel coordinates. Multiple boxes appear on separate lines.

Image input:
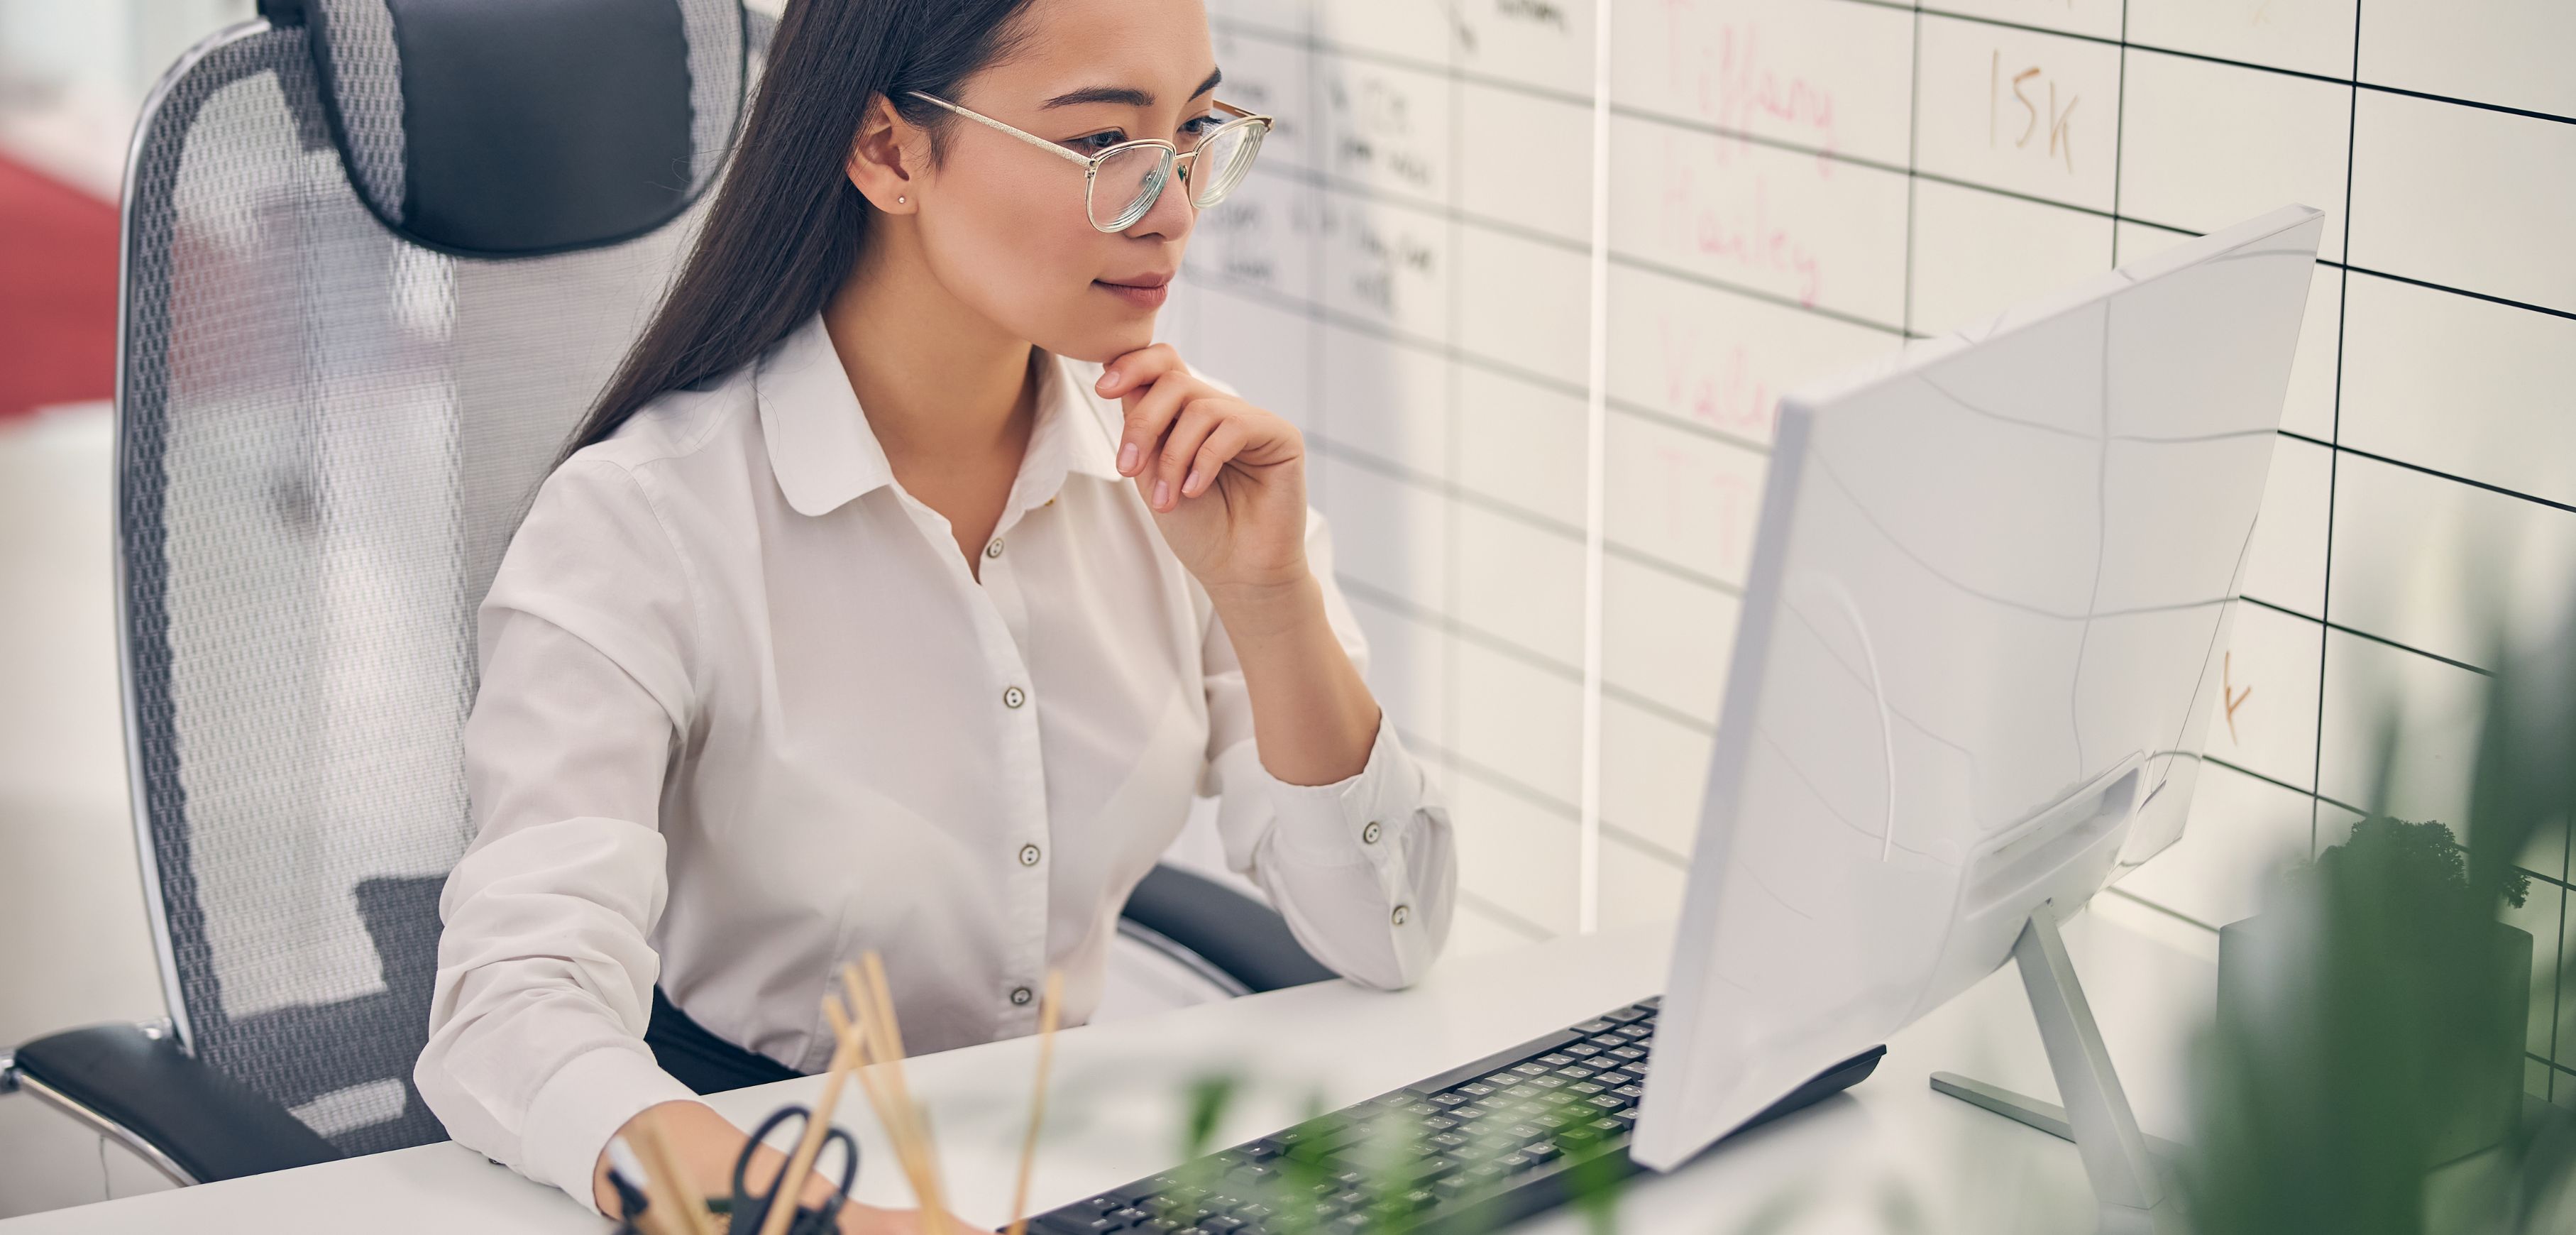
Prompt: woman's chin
<box><xmin>1049</xmin><ymin>321</ymin><xmax>1159</xmax><ymax>366</ymax></box>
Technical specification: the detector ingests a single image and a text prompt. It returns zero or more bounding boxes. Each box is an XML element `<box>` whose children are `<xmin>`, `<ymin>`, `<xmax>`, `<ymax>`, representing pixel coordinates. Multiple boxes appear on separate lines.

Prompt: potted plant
<box><xmin>2215</xmin><ymin>816</ymin><xmax>2532</xmax><ymax>1170</ymax></box>
<box><xmin>2188</xmin><ymin>625</ymin><xmax>2576</xmax><ymax>1235</ymax></box>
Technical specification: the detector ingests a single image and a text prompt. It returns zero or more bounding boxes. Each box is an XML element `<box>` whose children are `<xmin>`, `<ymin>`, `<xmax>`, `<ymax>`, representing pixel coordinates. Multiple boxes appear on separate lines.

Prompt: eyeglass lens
<box><xmin>1088</xmin><ymin>119</ymin><xmax>1267</xmax><ymax>230</ymax></box>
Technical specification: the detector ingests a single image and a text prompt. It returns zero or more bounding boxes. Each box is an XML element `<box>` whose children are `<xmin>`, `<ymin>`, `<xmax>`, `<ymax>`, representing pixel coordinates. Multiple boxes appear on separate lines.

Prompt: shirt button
<box><xmin>1018</xmin><ymin>843</ymin><xmax>1042</xmax><ymax>867</ymax></box>
<box><xmin>1391</xmin><ymin>904</ymin><xmax>1411</xmax><ymax>926</ymax></box>
<box><xmin>1361</xmin><ymin>820</ymin><xmax>1383</xmax><ymax>845</ymax></box>
<box><xmin>1011</xmin><ymin>986</ymin><xmax>1033</xmax><ymax>1006</ymax></box>
<box><xmin>1003</xmin><ymin>685</ymin><xmax>1027</xmax><ymax>709</ymax></box>
<box><xmin>986</xmin><ymin>538</ymin><xmax>1004</xmax><ymax>559</ymax></box>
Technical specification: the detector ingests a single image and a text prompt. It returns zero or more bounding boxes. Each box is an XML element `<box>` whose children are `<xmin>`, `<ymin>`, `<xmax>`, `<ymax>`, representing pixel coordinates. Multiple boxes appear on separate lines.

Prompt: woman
<box><xmin>412</xmin><ymin>0</ymin><xmax>1455</xmax><ymax>1229</ymax></box>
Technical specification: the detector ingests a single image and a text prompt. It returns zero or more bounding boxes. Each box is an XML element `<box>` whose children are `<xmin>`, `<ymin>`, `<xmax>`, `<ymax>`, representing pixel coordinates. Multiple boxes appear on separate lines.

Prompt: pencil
<box><xmin>853</xmin><ymin>953</ymin><xmax>952</xmax><ymax>1235</ymax></box>
<box><xmin>756</xmin><ymin>996</ymin><xmax>866</xmax><ymax>1235</ymax></box>
<box><xmin>1003</xmin><ymin>970</ymin><xmax>1064</xmax><ymax>1235</ymax></box>
<box><xmin>615</xmin><ymin>1127</ymin><xmax>693</xmax><ymax>1235</ymax></box>
<box><xmin>828</xmin><ymin>984</ymin><xmax>940</xmax><ymax>1229</ymax></box>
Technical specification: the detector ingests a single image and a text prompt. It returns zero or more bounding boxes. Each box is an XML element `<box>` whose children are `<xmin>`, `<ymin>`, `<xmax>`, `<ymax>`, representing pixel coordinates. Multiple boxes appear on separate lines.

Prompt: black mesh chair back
<box><xmin>115</xmin><ymin>0</ymin><xmax>761</xmax><ymax>1157</ymax></box>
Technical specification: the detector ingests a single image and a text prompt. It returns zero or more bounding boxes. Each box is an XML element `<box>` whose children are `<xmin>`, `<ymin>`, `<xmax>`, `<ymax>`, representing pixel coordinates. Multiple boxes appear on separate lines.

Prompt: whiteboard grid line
<box><xmin>2312</xmin><ymin>0</ymin><xmax>2360</xmax><ymax>861</ymax></box>
<box><xmin>1301</xmin><ymin>428</ymin><xmax>1751</xmax><ymax>601</ymax></box>
<box><xmin>1832</xmin><ymin>0</ymin><xmax>2576</xmax><ymax>126</ymax></box>
<box><xmin>1579</xmin><ymin>0</ymin><xmax>1617</xmax><ymax>935</ymax></box>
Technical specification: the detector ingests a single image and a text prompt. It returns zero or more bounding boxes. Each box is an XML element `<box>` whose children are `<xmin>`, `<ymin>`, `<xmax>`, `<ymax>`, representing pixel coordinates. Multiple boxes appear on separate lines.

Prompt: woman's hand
<box><xmin>597</xmin><ymin>1102</ymin><xmax>987</xmax><ymax>1235</ymax></box>
<box><xmin>1096</xmin><ymin>344</ymin><xmax>1309</xmax><ymax>600</ymax></box>
<box><xmin>1096</xmin><ymin>344</ymin><xmax>1380</xmax><ymax>786</ymax></box>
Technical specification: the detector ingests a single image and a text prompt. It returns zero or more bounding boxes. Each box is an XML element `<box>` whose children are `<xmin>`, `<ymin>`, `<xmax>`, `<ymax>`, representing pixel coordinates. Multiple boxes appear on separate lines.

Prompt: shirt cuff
<box><xmin>520</xmin><ymin>1044</ymin><xmax>701</xmax><ymax>1213</ymax></box>
<box><xmin>1260</xmin><ymin>715</ymin><xmax>1429</xmax><ymax>869</ymax></box>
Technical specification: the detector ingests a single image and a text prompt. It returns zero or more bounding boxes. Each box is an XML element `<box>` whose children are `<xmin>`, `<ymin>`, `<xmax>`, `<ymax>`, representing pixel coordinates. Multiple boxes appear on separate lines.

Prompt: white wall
<box><xmin>0</xmin><ymin>3</ymin><xmax>251</xmax><ymax>1218</ymax></box>
<box><xmin>0</xmin><ymin>407</ymin><xmax>177</xmax><ymax>1217</ymax></box>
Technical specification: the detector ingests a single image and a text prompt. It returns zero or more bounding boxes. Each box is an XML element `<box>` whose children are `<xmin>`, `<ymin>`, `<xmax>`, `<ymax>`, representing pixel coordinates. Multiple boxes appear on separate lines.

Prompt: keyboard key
<box><xmin>1456</xmin><ymin>1082</ymin><xmax>1495</xmax><ymax>1097</ymax></box>
<box><xmin>1563</xmin><ymin>1043</ymin><xmax>1601</xmax><ymax>1058</ymax></box>
<box><xmin>1573</xmin><ymin>1019</ymin><xmax>1617</xmax><ymax>1033</ymax></box>
<box><xmin>1588</xmin><ymin>1094</ymin><xmax>1624</xmax><ymax>1109</ymax></box>
<box><xmin>1537</xmin><ymin>1053</ymin><xmax>1574</xmax><ymax>1067</ymax></box>
<box><xmin>1110</xmin><ymin>1209</ymin><xmax>1152</xmax><ymax>1226</ymax></box>
<box><xmin>1435</xmin><ymin>1176</ymin><xmax>1477</xmax><ymax>1199</ymax></box>
<box><xmin>1523</xmin><ymin>1141</ymin><xmax>1561</xmax><ymax>1163</ymax></box>
<box><xmin>1228</xmin><ymin>1164</ymin><xmax>1278</xmax><ymax>1185</ymax></box>
<box><xmin>1200</xmin><ymin>1218</ymin><xmax>1246</xmax><ymax>1234</ymax></box>
<box><xmin>1430</xmin><ymin>1132</ymin><xmax>1468</xmax><ymax>1149</ymax></box>
<box><xmin>1602</xmin><ymin>1006</ymin><xmax>1650</xmax><ymax>1024</ymax></box>
<box><xmin>1241</xmin><ymin>1140</ymin><xmax>1285</xmax><ymax>1160</ymax></box>
<box><xmin>1512</xmin><ymin>1063</ymin><xmax>1548</xmax><ymax>1077</ymax></box>
<box><xmin>1499</xmin><ymin>1152</ymin><xmax>1532</xmax><ymax>1171</ymax></box>
<box><xmin>1609</xmin><ymin>1045</ymin><xmax>1647</xmax><ymax>1060</ymax></box>
<box><xmin>1329</xmin><ymin>1219</ymin><xmax>1369</xmax><ymax>1235</ymax></box>
<box><xmin>1423</xmin><ymin>1115</ymin><xmax>1458</xmax><ymax>1131</ymax></box>
<box><xmin>1527</xmin><ymin>1075</ymin><xmax>1565</xmax><ymax>1089</ymax></box>
<box><xmin>1569</xmin><ymin>1082</ymin><xmax>1606</xmax><ymax>1096</ymax></box>
<box><xmin>1614</xmin><ymin>1084</ymin><xmax>1644</xmax><ymax>1099</ymax></box>
<box><xmin>1557</xmin><ymin>1066</ymin><xmax>1596</xmax><ymax>1080</ymax></box>
<box><xmin>1429</xmin><ymin>1092</ymin><xmax>1468</xmax><ymax>1107</ymax></box>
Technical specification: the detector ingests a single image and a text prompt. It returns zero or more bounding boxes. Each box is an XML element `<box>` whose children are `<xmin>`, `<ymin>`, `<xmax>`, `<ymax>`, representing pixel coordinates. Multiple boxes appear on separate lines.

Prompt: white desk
<box><xmin>0</xmin><ymin>899</ymin><xmax>2216</xmax><ymax>1234</ymax></box>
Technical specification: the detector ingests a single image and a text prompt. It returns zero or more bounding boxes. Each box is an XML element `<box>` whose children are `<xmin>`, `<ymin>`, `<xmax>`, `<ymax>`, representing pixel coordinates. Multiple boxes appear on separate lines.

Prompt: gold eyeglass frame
<box><xmin>906</xmin><ymin>90</ymin><xmax>1275</xmax><ymax>232</ymax></box>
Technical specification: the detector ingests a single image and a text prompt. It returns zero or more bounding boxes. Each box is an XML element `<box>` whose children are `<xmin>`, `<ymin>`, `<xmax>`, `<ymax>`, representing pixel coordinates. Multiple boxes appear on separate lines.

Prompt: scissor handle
<box><xmin>730</xmin><ymin>1106</ymin><xmax>862</xmax><ymax>1235</ymax></box>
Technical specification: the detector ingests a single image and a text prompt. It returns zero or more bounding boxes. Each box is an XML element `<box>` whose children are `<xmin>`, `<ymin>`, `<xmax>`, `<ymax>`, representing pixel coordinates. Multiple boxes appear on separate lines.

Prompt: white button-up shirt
<box><xmin>415</xmin><ymin>314</ymin><xmax>1457</xmax><ymax>1207</ymax></box>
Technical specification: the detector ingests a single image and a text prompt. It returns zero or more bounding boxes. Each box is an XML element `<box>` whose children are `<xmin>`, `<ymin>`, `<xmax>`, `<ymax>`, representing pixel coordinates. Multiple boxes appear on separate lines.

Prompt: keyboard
<box><xmin>1028</xmin><ymin>997</ymin><xmax>1884</xmax><ymax>1235</ymax></box>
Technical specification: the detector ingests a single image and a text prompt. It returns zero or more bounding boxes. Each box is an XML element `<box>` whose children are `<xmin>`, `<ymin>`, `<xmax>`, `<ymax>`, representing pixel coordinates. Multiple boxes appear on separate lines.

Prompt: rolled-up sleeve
<box><xmin>415</xmin><ymin>458</ymin><xmax>700</xmax><ymax>1210</ymax></box>
<box><xmin>1199</xmin><ymin>508</ymin><xmax>1458</xmax><ymax>990</ymax></box>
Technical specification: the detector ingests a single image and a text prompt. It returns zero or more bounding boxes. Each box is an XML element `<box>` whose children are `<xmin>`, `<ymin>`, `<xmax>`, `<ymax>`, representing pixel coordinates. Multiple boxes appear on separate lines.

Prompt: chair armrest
<box><xmin>8</xmin><ymin>1022</ymin><xmax>341</xmax><ymax>1183</ymax></box>
<box><xmin>1120</xmin><ymin>864</ymin><xmax>1336</xmax><ymax>994</ymax></box>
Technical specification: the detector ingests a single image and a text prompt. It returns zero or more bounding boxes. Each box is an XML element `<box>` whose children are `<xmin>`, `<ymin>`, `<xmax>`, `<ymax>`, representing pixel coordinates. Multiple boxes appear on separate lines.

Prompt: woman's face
<box><xmin>894</xmin><ymin>0</ymin><xmax>1221</xmax><ymax>363</ymax></box>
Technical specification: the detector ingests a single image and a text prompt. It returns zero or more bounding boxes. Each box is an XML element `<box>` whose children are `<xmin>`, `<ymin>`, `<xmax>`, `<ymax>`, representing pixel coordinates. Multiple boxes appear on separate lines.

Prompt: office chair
<box><xmin>0</xmin><ymin>0</ymin><xmax>1327</xmax><ymax>1190</ymax></box>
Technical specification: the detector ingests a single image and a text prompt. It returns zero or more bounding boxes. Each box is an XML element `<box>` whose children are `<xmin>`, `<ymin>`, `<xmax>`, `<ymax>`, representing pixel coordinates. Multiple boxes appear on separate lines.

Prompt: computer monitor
<box><xmin>1631</xmin><ymin>205</ymin><xmax>2328</xmax><ymax>1226</ymax></box>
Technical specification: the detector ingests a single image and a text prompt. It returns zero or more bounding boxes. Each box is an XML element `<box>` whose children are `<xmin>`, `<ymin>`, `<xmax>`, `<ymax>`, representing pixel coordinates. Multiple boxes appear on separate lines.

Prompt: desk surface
<box><xmin>0</xmin><ymin>899</ymin><xmax>2216</xmax><ymax>1234</ymax></box>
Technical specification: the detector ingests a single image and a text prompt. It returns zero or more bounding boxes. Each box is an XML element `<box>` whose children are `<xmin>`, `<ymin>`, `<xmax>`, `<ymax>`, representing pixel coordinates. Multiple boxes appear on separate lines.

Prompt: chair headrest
<box><xmin>285</xmin><ymin>0</ymin><xmax>746</xmax><ymax>256</ymax></box>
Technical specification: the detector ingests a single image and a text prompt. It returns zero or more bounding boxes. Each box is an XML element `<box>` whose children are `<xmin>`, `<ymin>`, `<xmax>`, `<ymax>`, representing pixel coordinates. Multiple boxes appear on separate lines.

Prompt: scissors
<box><xmin>727</xmin><ymin>1104</ymin><xmax>862</xmax><ymax>1235</ymax></box>
<box><xmin>606</xmin><ymin>1104</ymin><xmax>861</xmax><ymax>1235</ymax></box>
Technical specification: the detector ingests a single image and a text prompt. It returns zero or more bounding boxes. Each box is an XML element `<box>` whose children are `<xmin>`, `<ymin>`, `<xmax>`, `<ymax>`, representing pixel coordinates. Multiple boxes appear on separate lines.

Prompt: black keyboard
<box><xmin>1030</xmin><ymin>997</ymin><xmax>1884</xmax><ymax>1235</ymax></box>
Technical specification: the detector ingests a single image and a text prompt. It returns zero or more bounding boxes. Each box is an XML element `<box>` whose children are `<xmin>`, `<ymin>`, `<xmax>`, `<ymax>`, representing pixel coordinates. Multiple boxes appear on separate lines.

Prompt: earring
<box><xmin>897</xmin><ymin>195</ymin><xmax>907</xmax><ymax>204</ymax></box>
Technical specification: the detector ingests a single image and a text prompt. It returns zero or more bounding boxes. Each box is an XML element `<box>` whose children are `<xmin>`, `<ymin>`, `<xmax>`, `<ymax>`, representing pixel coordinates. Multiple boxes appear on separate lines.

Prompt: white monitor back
<box><xmin>1632</xmin><ymin>205</ymin><xmax>2329</xmax><ymax>1170</ymax></box>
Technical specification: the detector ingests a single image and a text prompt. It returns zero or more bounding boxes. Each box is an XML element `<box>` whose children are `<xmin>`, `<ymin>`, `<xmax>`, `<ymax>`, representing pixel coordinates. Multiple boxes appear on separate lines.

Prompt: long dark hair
<box><xmin>563</xmin><ymin>0</ymin><xmax>1042</xmax><ymax>459</ymax></box>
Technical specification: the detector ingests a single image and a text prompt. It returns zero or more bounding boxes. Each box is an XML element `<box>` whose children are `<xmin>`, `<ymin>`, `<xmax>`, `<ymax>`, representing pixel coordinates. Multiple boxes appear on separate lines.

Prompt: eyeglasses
<box><xmin>906</xmin><ymin>91</ymin><xmax>1273</xmax><ymax>232</ymax></box>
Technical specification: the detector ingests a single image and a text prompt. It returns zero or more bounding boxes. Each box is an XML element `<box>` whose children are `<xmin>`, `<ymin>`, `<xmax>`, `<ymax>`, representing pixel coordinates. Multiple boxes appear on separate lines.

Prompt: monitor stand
<box><xmin>1928</xmin><ymin>906</ymin><xmax>2189</xmax><ymax>1235</ymax></box>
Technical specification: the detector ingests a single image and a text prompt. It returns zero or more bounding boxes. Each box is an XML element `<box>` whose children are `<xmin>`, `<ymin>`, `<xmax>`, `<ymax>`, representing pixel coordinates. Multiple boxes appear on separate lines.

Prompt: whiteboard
<box><xmin>1156</xmin><ymin>0</ymin><xmax>2576</xmax><ymax>1093</ymax></box>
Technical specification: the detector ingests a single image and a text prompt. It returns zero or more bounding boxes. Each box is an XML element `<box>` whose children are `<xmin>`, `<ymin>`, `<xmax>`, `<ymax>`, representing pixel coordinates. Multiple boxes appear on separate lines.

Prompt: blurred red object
<box><xmin>1</xmin><ymin>153</ymin><xmax>118</xmax><ymax>421</ymax></box>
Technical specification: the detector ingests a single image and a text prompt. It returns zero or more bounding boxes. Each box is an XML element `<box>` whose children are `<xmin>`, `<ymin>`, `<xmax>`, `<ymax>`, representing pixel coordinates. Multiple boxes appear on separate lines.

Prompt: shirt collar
<box><xmin>755</xmin><ymin>313</ymin><xmax>1124</xmax><ymax>518</ymax></box>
